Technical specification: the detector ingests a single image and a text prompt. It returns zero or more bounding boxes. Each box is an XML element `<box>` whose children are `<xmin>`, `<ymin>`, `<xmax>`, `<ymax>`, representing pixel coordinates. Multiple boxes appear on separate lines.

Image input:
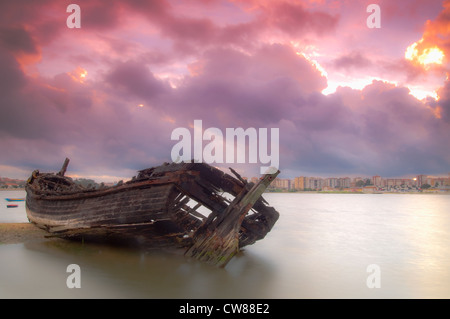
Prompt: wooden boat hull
<box><xmin>26</xmin><ymin>183</ymin><xmax>187</xmax><ymax>247</ymax></box>
<box><xmin>25</xmin><ymin>160</ymin><xmax>280</xmax><ymax>266</ymax></box>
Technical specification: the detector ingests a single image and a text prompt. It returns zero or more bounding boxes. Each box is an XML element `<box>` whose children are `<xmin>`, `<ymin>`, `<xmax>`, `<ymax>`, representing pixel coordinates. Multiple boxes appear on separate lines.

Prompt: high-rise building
<box><xmin>273</xmin><ymin>178</ymin><xmax>291</xmax><ymax>190</ymax></box>
<box><xmin>416</xmin><ymin>174</ymin><xmax>428</xmax><ymax>187</ymax></box>
<box><xmin>372</xmin><ymin>175</ymin><xmax>382</xmax><ymax>187</ymax></box>
<box><xmin>306</xmin><ymin>177</ymin><xmax>323</xmax><ymax>190</ymax></box>
<box><xmin>325</xmin><ymin>177</ymin><xmax>338</xmax><ymax>188</ymax></box>
<box><xmin>338</xmin><ymin>177</ymin><xmax>351</xmax><ymax>188</ymax></box>
<box><xmin>293</xmin><ymin>177</ymin><xmax>306</xmax><ymax>190</ymax></box>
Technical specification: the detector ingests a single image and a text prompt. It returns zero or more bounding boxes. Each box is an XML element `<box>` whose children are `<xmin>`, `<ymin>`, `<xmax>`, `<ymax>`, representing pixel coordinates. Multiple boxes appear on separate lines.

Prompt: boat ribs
<box><xmin>25</xmin><ymin>158</ymin><xmax>280</xmax><ymax>266</ymax></box>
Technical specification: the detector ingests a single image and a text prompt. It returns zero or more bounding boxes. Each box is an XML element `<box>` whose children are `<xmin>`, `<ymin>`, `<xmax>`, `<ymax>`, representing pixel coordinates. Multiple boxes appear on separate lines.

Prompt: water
<box><xmin>0</xmin><ymin>190</ymin><xmax>28</xmax><ymax>223</ymax></box>
<box><xmin>1</xmin><ymin>190</ymin><xmax>449</xmax><ymax>298</ymax></box>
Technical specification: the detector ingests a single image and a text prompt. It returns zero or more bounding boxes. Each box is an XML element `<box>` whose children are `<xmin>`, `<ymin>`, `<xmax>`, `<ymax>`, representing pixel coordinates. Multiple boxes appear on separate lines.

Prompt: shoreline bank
<box><xmin>266</xmin><ymin>190</ymin><xmax>450</xmax><ymax>195</ymax></box>
<box><xmin>2</xmin><ymin>188</ymin><xmax>449</xmax><ymax>194</ymax></box>
<box><xmin>0</xmin><ymin>223</ymin><xmax>61</xmax><ymax>245</ymax></box>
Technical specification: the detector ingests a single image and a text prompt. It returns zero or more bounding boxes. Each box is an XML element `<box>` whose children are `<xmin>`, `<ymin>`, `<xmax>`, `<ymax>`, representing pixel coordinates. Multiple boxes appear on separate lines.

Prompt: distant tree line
<box><xmin>355</xmin><ymin>179</ymin><xmax>373</xmax><ymax>187</ymax></box>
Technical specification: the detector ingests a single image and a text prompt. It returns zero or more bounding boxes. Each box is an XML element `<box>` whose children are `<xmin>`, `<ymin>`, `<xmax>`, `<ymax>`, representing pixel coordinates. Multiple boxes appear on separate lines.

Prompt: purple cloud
<box><xmin>0</xmin><ymin>0</ymin><xmax>449</xmax><ymax>181</ymax></box>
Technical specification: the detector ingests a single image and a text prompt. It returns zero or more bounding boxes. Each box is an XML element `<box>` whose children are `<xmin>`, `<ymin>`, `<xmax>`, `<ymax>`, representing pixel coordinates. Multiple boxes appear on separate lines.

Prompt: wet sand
<box><xmin>0</xmin><ymin>223</ymin><xmax>61</xmax><ymax>244</ymax></box>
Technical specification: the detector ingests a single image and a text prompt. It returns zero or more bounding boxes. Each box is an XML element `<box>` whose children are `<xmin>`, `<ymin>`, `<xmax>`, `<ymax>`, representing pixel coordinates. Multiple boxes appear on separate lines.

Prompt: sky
<box><xmin>0</xmin><ymin>0</ymin><xmax>450</xmax><ymax>181</ymax></box>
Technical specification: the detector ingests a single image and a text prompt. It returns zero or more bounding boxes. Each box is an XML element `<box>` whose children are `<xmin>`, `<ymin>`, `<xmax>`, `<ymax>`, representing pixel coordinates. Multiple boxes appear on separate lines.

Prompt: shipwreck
<box><xmin>25</xmin><ymin>158</ymin><xmax>280</xmax><ymax>267</ymax></box>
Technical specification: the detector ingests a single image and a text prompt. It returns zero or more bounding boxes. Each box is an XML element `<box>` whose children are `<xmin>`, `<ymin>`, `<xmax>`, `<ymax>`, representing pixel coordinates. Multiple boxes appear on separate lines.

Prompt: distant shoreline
<box><xmin>1</xmin><ymin>188</ymin><xmax>449</xmax><ymax>195</ymax></box>
<box><xmin>265</xmin><ymin>190</ymin><xmax>450</xmax><ymax>195</ymax></box>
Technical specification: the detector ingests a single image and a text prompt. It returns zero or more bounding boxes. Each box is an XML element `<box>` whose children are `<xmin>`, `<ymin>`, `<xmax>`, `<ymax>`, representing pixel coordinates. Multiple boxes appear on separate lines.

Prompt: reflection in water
<box><xmin>0</xmin><ymin>239</ymin><xmax>276</xmax><ymax>298</ymax></box>
<box><xmin>1</xmin><ymin>192</ymin><xmax>450</xmax><ymax>298</ymax></box>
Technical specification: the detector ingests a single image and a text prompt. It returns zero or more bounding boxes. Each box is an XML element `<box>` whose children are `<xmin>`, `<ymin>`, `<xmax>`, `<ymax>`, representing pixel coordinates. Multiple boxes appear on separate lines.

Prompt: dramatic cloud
<box><xmin>0</xmin><ymin>0</ymin><xmax>449</xmax><ymax>181</ymax></box>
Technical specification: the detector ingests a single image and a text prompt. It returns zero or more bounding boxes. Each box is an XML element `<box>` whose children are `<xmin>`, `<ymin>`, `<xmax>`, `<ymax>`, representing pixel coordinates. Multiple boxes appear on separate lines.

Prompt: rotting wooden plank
<box><xmin>176</xmin><ymin>181</ymin><xmax>227</xmax><ymax>218</ymax></box>
<box><xmin>185</xmin><ymin>170</ymin><xmax>279</xmax><ymax>267</ymax></box>
<box><xmin>29</xmin><ymin>176</ymin><xmax>183</xmax><ymax>201</ymax></box>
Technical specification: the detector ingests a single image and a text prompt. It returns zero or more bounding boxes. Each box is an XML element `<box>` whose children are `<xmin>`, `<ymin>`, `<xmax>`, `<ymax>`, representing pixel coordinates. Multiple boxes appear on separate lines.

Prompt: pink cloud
<box><xmin>0</xmin><ymin>0</ymin><xmax>449</xmax><ymax>180</ymax></box>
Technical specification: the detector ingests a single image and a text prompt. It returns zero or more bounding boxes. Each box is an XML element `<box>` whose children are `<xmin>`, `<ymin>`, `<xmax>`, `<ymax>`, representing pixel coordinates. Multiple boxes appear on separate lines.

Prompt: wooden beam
<box><xmin>57</xmin><ymin>158</ymin><xmax>70</xmax><ymax>176</ymax></box>
<box><xmin>185</xmin><ymin>170</ymin><xmax>279</xmax><ymax>267</ymax></box>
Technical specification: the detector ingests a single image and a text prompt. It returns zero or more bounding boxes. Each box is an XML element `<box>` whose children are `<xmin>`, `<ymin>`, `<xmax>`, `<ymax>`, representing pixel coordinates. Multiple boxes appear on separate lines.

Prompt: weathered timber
<box><xmin>57</xmin><ymin>158</ymin><xmax>70</xmax><ymax>176</ymax></box>
<box><xmin>25</xmin><ymin>159</ymin><xmax>280</xmax><ymax>266</ymax></box>
<box><xmin>184</xmin><ymin>172</ymin><xmax>278</xmax><ymax>266</ymax></box>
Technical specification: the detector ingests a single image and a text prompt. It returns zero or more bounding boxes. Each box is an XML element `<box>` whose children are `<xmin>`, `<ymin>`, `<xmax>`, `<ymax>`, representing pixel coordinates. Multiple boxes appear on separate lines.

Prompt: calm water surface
<box><xmin>1</xmin><ymin>190</ymin><xmax>449</xmax><ymax>298</ymax></box>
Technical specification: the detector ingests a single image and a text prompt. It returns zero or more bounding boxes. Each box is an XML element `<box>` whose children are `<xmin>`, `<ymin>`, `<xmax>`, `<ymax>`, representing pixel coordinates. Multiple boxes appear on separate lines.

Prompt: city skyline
<box><xmin>263</xmin><ymin>173</ymin><xmax>450</xmax><ymax>191</ymax></box>
<box><xmin>2</xmin><ymin>171</ymin><xmax>450</xmax><ymax>190</ymax></box>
